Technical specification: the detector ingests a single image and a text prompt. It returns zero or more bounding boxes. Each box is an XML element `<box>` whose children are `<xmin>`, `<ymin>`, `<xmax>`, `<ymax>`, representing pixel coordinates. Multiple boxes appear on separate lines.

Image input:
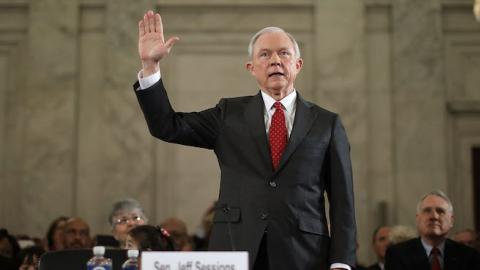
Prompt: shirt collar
<box><xmin>260</xmin><ymin>89</ymin><xmax>297</xmax><ymax>113</ymax></box>
<box><xmin>420</xmin><ymin>237</ymin><xmax>445</xmax><ymax>257</ymax></box>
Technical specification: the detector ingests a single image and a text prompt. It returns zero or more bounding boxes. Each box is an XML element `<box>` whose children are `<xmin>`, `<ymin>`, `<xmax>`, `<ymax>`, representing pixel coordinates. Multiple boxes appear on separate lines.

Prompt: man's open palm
<box><xmin>138</xmin><ymin>10</ymin><xmax>178</xmax><ymax>72</ymax></box>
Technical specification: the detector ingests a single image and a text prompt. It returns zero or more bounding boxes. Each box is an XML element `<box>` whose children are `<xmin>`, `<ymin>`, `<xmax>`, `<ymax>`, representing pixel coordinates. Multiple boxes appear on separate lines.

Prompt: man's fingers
<box><xmin>138</xmin><ymin>20</ymin><xmax>145</xmax><ymax>38</ymax></box>
<box><xmin>156</xmin><ymin>13</ymin><xmax>165</xmax><ymax>43</ymax></box>
<box><xmin>147</xmin><ymin>11</ymin><xmax>155</xmax><ymax>33</ymax></box>
<box><xmin>165</xmin><ymin>36</ymin><xmax>180</xmax><ymax>49</ymax></box>
<box><xmin>143</xmin><ymin>13</ymin><xmax>150</xmax><ymax>33</ymax></box>
<box><xmin>155</xmin><ymin>13</ymin><xmax>162</xmax><ymax>33</ymax></box>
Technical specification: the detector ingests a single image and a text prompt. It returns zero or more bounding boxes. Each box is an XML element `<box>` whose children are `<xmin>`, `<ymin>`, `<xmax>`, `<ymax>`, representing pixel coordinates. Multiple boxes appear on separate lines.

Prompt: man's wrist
<box><xmin>141</xmin><ymin>60</ymin><xmax>160</xmax><ymax>77</ymax></box>
<box><xmin>137</xmin><ymin>70</ymin><xmax>161</xmax><ymax>90</ymax></box>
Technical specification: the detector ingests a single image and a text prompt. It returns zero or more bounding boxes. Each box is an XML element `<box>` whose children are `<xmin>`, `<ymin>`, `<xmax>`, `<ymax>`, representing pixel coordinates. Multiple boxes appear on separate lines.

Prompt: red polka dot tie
<box><xmin>269</xmin><ymin>102</ymin><xmax>287</xmax><ymax>170</ymax></box>
<box><xmin>431</xmin><ymin>247</ymin><xmax>441</xmax><ymax>270</ymax></box>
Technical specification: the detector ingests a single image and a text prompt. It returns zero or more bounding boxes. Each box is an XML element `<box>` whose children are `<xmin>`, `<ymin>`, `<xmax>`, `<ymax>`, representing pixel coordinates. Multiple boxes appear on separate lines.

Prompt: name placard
<box><xmin>141</xmin><ymin>251</ymin><xmax>249</xmax><ymax>270</ymax></box>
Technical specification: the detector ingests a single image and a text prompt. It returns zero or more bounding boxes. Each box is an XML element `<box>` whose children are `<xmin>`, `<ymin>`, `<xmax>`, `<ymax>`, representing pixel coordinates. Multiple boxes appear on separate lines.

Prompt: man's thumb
<box><xmin>165</xmin><ymin>36</ymin><xmax>180</xmax><ymax>49</ymax></box>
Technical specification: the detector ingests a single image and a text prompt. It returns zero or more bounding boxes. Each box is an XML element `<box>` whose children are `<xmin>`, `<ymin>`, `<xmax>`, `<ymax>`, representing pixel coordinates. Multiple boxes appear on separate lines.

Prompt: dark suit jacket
<box><xmin>384</xmin><ymin>237</ymin><xmax>480</xmax><ymax>270</ymax></box>
<box><xmin>134</xmin><ymin>79</ymin><xmax>356</xmax><ymax>270</ymax></box>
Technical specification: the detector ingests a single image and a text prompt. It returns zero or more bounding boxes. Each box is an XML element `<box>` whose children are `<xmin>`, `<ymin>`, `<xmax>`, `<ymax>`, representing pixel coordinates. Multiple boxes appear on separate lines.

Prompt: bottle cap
<box><xmin>93</xmin><ymin>246</ymin><xmax>105</xmax><ymax>256</ymax></box>
<box><xmin>127</xmin><ymin>249</ymin><xmax>139</xmax><ymax>258</ymax></box>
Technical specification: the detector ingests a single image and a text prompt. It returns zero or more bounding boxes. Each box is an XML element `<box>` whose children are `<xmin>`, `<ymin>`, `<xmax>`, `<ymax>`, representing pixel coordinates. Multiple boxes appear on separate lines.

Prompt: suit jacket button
<box><xmin>260</xmin><ymin>213</ymin><xmax>268</xmax><ymax>220</ymax></box>
<box><xmin>269</xmin><ymin>181</ymin><xmax>277</xmax><ymax>188</ymax></box>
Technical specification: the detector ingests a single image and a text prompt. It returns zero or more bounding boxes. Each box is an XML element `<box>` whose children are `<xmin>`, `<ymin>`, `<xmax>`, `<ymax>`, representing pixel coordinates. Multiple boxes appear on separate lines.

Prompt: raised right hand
<box><xmin>138</xmin><ymin>10</ymin><xmax>179</xmax><ymax>76</ymax></box>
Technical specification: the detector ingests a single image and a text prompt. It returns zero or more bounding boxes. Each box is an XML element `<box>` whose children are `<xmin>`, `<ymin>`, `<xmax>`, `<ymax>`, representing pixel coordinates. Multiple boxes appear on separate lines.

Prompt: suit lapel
<box><xmin>244</xmin><ymin>92</ymin><xmax>271</xmax><ymax>170</ymax></box>
<box><xmin>411</xmin><ymin>238</ymin><xmax>433</xmax><ymax>270</ymax></box>
<box><xmin>444</xmin><ymin>239</ymin><xmax>460</xmax><ymax>270</ymax></box>
<box><xmin>276</xmin><ymin>94</ymin><xmax>316</xmax><ymax>171</ymax></box>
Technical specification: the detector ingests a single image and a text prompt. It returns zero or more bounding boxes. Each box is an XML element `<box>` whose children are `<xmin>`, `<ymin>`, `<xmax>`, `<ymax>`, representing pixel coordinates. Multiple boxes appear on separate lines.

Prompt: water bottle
<box><xmin>86</xmin><ymin>246</ymin><xmax>112</xmax><ymax>270</ymax></box>
<box><xmin>122</xmin><ymin>249</ymin><xmax>139</xmax><ymax>270</ymax></box>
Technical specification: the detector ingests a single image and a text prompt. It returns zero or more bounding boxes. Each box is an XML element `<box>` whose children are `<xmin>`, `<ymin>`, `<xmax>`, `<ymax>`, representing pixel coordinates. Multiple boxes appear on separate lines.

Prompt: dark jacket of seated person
<box><xmin>385</xmin><ymin>237</ymin><xmax>480</xmax><ymax>270</ymax></box>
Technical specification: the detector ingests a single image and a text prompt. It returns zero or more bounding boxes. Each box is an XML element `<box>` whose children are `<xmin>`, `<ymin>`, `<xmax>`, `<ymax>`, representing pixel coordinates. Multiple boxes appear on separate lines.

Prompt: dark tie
<box><xmin>269</xmin><ymin>102</ymin><xmax>287</xmax><ymax>170</ymax></box>
<box><xmin>431</xmin><ymin>247</ymin><xmax>441</xmax><ymax>270</ymax></box>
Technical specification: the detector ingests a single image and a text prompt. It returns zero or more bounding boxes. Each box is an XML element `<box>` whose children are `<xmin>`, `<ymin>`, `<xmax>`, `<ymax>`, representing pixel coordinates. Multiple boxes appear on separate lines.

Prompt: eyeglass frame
<box><xmin>112</xmin><ymin>215</ymin><xmax>147</xmax><ymax>226</ymax></box>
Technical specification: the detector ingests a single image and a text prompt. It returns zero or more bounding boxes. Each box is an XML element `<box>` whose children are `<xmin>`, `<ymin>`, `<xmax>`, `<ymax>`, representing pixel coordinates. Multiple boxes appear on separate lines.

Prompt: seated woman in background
<box><xmin>126</xmin><ymin>225</ymin><xmax>174</xmax><ymax>252</ymax></box>
<box><xmin>44</xmin><ymin>216</ymin><xmax>68</xmax><ymax>251</ymax></box>
<box><xmin>109</xmin><ymin>198</ymin><xmax>148</xmax><ymax>249</ymax></box>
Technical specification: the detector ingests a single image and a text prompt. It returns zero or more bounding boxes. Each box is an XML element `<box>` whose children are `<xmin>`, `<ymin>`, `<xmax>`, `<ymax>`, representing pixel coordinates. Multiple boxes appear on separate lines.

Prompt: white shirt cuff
<box><xmin>330</xmin><ymin>263</ymin><xmax>351</xmax><ymax>270</ymax></box>
<box><xmin>137</xmin><ymin>70</ymin><xmax>161</xmax><ymax>90</ymax></box>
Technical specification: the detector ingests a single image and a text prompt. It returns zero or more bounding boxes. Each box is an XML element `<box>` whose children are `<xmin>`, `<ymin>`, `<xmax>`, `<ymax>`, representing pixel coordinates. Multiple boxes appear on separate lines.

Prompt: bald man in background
<box><xmin>63</xmin><ymin>217</ymin><xmax>91</xmax><ymax>249</ymax></box>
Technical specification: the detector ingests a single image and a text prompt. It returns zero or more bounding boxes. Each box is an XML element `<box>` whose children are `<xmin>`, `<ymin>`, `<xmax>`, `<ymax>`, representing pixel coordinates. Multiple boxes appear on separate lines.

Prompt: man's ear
<box><xmin>296</xmin><ymin>58</ymin><xmax>304</xmax><ymax>71</ymax></box>
<box><xmin>245</xmin><ymin>62</ymin><xmax>253</xmax><ymax>73</ymax></box>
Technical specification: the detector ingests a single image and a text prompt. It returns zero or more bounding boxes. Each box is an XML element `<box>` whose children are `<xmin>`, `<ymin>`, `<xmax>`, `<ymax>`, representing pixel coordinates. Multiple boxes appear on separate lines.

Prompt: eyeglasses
<box><xmin>114</xmin><ymin>215</ymin><xmax>144</xmax><ymax>225</ymax></box>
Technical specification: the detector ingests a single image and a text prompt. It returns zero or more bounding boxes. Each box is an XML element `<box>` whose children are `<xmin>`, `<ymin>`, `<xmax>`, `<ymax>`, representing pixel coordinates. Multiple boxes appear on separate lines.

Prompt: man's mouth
<box><xmin>268</xmin><ymin>72</ymin><xmax>284</xmax><ymax>77</ymax></box>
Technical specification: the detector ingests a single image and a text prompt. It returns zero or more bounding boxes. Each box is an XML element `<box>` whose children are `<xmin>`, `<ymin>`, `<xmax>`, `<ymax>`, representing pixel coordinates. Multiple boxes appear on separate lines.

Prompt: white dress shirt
<box><xmin>421</xmin><ymin>238</ymin><xmax>445</xmax><ymax>270</ymax></box>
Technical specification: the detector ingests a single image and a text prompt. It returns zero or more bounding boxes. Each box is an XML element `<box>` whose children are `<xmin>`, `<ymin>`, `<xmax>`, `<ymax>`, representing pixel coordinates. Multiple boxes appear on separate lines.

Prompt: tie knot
<box><xmin>431</xmin><ymin>247</ymin><xmax>440</xmax><ymax>256</ymax></box>
<box><xmin>273</xmin><ymin>102</ymin><xmax>283</xmax><ymax>110</ymax></box>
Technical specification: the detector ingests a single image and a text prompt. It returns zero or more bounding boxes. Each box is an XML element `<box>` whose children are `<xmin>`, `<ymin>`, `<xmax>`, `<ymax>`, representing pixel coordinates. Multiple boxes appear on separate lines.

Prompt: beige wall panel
<box><xmin>445</xmin><ymin>36</ymin><xmax>480</xmax><ymax>100</ymax></box>
<box><xmin>391</xmin><ymin>0</ymin><xmax>448</xmax><ymax>228</ymax></box>
<box><xmin>76</xmin><ymin>3</ymin><xmax>110</xmax><ymax>233</ymax></box>
<box><xmin>159</xmin><ymin>5</ymin><xmax>312</xmax><ymax>33</ymax></box>
<box><xmin>0</xmin><ymin>1</ymin><xmax>28</xmax><ymax>233</ymax></box>
<box><xmin>159</xmin><ymin>0</ymin><xmax>312</xmax><ymax>5</ymax></box>
<box><xmin>448</xmin><ymin>108</ymin><xmax>480</xmax><ymax>231</ymax></box>
<box><xmin>77</xmin><ymin>0</ymin><xmax>158</xmax><ymax>234</ymax></box>
<box><xmin>444</xmin><ymin>3</ymin><xmax>480</xmax><ymax>235</ymax></box>
<box><xmin>21</xmin><ymin>0</ymin><xmax>79</xmax><ymax>236</ymax></box>
<box><xmin>365</xmin><ymin>3</ymin><xmax>394</xmax><ymax>264</ymax></box>
<box><xmin>314</xmin><ymin>0</ymin><xmax>370</xmax><ymax>263</ymax></box>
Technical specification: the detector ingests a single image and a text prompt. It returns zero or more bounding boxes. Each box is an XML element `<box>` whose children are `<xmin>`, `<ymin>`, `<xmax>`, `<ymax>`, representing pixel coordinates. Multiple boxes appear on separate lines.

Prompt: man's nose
<box><xmin>269</xmin><ymin>53</ymin><xmax>281</xmax><ymax>66</ymax></box>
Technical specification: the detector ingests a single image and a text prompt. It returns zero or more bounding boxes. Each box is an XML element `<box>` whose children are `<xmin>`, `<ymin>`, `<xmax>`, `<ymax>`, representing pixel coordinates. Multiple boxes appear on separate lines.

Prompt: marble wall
<box><xmin>1</xmin><ymin>0</ymin><xmax>480</xmax><ymax>264</ymax></box>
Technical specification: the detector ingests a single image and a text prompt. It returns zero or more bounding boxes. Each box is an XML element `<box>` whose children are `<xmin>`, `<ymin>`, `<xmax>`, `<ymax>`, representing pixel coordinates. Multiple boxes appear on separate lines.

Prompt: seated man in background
<box><xmin>109</xmin><ymin>198</ymin><xmax>148</xmax><ymax>248</ymax></box>
<box><xmin>368</xmin><ymin>226</ymin><xmax>390</xmax><ymax>270</ymax></box>
<box><xmin>385</xmin><ymin>190</ymin><xmax>480</xmax><ymax>270</ymax></box>
<box><xmin>454</xmin><ymin>228</ymin><xmax>477</xmax><ymax>248</ymax></box>
<box><xmin>63</xmin><ymin>217</ymin><xmax>92</xmax><ymax>249</ymax></box>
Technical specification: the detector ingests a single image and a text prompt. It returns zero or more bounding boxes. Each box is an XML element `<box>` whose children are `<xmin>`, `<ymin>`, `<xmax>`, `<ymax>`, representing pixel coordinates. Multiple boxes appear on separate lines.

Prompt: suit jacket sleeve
<box><xmin>326</xmin><ymin>115</ymin><xmax>357</xmax><ymax>266</ymax></box>
<box><xmin>134</xmin><ymin>79</ymin><xmax>223</xmax><ymax>149</ymax></box>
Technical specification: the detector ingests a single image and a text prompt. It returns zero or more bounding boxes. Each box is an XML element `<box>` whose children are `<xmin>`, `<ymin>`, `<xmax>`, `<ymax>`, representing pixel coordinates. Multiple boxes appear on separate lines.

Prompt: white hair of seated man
<box><xmin>388</xmin><ymin>225</ymin><xmax>418</xmax><ymax>246</ymax></box>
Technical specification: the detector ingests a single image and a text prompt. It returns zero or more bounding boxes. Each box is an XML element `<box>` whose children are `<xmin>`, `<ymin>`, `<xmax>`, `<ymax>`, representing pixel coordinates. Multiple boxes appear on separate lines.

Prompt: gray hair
<box><xmin>108</xmin><ymin>198</ymin><xmax>147</xmax><ymax>226</ymax></box>
<box><xmin>416</xmin><ymin>190</ymin><xmax>453</xmax><ymax>214</ymax></box>
<box><xmin>247</xmin><ymin>26</ymin><xmax>301</xmax><ymax>58</ymax></box>
<box><xmin>388</xmin><ymin>225</ymin><xmax>417</xmax><ymax>245</ymax></box>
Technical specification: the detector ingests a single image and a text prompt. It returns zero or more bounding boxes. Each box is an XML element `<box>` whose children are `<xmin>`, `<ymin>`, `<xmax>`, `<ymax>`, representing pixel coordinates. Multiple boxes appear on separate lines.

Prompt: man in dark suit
<box><xmin>385</xmin><ymin>191</ymin><xmax>480</xmax><ymax>270</ymax></box>
<box><xmin>367</xmin><ymin>226</ymin><xmax>390</xmax><ymax>270</ymax></box>
<box><xmin>134</xmin><ymin>10</ymin><xmax>356</xmax><ymax>270</ymax></box>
